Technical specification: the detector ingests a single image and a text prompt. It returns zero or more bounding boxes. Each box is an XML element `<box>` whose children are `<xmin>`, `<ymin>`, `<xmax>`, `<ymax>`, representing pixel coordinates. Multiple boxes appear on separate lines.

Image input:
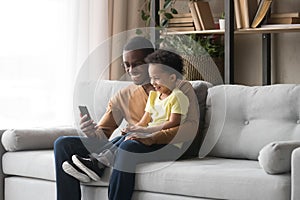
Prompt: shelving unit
<box><xmin>158</xmin><ymin>0</ymin><xmax>300</xmax><ymax>85</ymax></box>
<box><xmin>165</xmin><ymin>26</ymin><xmax>300</xmax><ymax>35</ymax></box>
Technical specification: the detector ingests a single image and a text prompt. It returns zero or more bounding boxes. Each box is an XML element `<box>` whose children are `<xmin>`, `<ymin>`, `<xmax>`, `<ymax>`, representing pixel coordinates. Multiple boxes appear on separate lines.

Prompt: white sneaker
<box><xmin>92</xmin><ymin>149</ymin><xmax>115</xmax><ymax>167</ymax></box>
<box><xmin>62</xmin><ymin>161</ymin><xmax>91</xmax><ymax>183</ymax></box>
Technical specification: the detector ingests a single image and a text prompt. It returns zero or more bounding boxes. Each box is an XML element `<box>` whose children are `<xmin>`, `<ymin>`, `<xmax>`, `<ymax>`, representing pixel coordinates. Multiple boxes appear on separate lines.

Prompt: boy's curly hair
<box><xmin>145</xmin><ymin>49</ymin><xmax>183</xmax><ymax>78</ymax></box>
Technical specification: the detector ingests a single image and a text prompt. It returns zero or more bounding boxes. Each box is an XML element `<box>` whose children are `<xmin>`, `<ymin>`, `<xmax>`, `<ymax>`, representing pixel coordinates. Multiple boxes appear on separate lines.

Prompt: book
<box><xmin>168</xmin><ymin>17</ymin><xmax>194</xmax><ymax>24</ymax></box>
<box><xmin>251</xmin><ymin>0</ymin><xmax>273</xmax><ymax>28</ymax></box>
<box><xmin>239</xmin><ymin>0</ymin><xmax>248</xmax><ymax>28</ymax></box>
<box><xmin>239</xmin><ymin>0</ymin><xmax>258</xmax><ymax>28</ymax></box>
<box><xmin>172</xmin><ymin>13</ymin><xmax>192</xmax><ymax>18</ymax></box>
<box><xmin>268</xmin><ymin>17</ymin><xmax>300</xmax><ymax>24</ymax></box>
<box><xmin>168</xmin><ymin>22</ymin><xmax>194</xmax><ymax>27</ymax></box>
<box><xmin>234</xmin><ymin>0</ymin><xmax>242</xmax><ymax>29</ymax></box>
<box><xmin>270</xmin><ymin>12</ymin><xmax>300</xmax><ymax>18</ymax></box>
<box><xmin>188</xmin><ymin>1</ymin><xmax>202</xmax><ymax>30</ymax></box>
<box><xmin>166</xmin><ymin>26</ymin><xmax>195</xmax><ymax>32</ymax></box>
<box><xmin>193</xmin><ymin>1</ymin><xmax>215</xmax><ymax>30</ymax></box>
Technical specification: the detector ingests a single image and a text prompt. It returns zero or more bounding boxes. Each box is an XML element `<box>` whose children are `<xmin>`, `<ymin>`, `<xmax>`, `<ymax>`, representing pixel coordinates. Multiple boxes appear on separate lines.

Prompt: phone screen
<box><xmin>78</xmin><ymin>105</ymin><xmax>91</xmax><ymax>120</ymax></box>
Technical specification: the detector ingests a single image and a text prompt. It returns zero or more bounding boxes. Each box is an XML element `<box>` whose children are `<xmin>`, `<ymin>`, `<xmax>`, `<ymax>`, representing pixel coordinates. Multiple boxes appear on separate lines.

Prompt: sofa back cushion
<box><xmin>200</xmin><ymin>84</ymin><xmax>300</xmax><ymax>160</ymax></box>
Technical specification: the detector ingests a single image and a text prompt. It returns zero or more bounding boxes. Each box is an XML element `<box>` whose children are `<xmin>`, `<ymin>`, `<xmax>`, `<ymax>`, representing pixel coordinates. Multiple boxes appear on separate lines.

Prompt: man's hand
<box><xmin>80</xmin><ymin>114</ymin><xmax>97</xmax><ymax>137</ymax></box>
<box><xmin>125</xmin><ymin>133</ymin><xmax>155</xmax><ymax>146</ymax></box>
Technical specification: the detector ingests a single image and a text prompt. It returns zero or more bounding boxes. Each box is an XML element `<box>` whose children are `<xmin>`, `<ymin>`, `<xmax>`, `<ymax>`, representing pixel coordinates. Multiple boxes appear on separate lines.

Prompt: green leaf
<box><xmin>155</xmin><ymin>38</ymin><xmax>164</xmax><ymax>46</ymax></box>
<box><xmin>141</xmin><ymin>10</ymin><xmax>147</xmax><ymax>21</ymax></box>
<box><xmin>160</xmin><ymin>18</ymin><xmax>168</xmax><ymax>27</ymax></box>
<box><xmin>142</xmin><ymin>13</ymin><xmax>150</xmax><ymax>21</ymax></box>
<box><xmin>170</xmin><ymin>8</ymin><xmax>178</xmax><ymax>14</ymax></box>
<box><xmin>146</xmin><ymin>17</ymin><xmax>151</xmax><ymax>26</ymax></box>
<box><xmin>158</xmin><ymin>9</ymin><xmax>165</xmax><ymax>15</ymax></box>
<box><xmin>147</xmin><ymin>0</ymin><xmax>151</xmax><ymax>12</ymax></box>
<box><xmin>163</xmin><ymin>0</ymin><xmax>172</xmax><ymax>9</ymax></box>
<box><xmin>164</xmin><ymin>13</ymin><xmax>173</xmax><ymax>19</ymax></box>
<box><xmin>135</xmin><ymin>29</ymin><xmax>143</xmax><ymax>35</ymax></box>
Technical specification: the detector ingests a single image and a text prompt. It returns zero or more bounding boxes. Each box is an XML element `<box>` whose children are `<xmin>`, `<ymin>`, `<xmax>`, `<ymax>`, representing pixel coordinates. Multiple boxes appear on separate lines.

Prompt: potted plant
<box><xmin>160</xmin><ymin>34</ymin><xmax>224</xmax><ymax>83</ymax></box>
<box><xmin>219</xmin><ymin>12</ymin><xmax>225</xmax><ymax>30</ymax></box>
<box><xmin>139</xmin><ymin>0</ymin><xmax>178</xmax><ymax>28</ymax></box>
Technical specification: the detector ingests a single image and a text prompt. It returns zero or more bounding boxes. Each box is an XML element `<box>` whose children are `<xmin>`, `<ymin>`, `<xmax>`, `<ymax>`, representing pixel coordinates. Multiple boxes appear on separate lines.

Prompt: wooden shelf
<box><xmin>236</xmin><ymin>25</ymin><xmax>300</xmax><ymax>34</ymax></box>
<box><xmin>164</xmin><ymin>29</ymin><xmax>225</xmax><ymax>35</ymax></box>
<box><xmin>164</xmin><ymin>25</ymin><xmax>300</xmax><ymax>35</ymax></box>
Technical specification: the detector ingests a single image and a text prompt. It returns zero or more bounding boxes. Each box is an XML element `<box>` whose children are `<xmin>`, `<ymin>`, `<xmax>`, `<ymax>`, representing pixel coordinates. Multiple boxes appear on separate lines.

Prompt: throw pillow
<box><xmin>258</xmin><ymin>141</ymin><xmax>300</xmax><ymax>174</ymax></box>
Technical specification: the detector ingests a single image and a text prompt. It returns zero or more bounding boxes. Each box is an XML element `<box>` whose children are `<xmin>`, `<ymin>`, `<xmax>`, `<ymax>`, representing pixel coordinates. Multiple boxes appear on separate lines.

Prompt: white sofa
<box><xmin>1</xmin><ymin>81</ymin><xmax>300</xmax><ymax>200</ymax></box>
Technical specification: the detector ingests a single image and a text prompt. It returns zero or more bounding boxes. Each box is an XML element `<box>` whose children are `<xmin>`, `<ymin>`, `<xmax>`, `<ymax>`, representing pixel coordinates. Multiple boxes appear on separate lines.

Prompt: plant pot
<box><xmin>219</xmin><ymin>19</ymin><xmax>225</xmax><ymax>30</ymax></box>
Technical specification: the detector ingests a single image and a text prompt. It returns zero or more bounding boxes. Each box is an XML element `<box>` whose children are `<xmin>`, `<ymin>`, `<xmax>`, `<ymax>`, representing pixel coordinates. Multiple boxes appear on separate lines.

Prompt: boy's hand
<box><xmin>125</xmin><ymin>133</ymin><xmax>154</xmax><ymax>146</ymax></box>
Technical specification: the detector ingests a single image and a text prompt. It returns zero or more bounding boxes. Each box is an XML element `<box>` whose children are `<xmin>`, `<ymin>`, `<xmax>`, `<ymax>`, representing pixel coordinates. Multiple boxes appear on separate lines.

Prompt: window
<box><xmin>0</xmin><ymin>0</ymin><xmax>80</xmax><ymax>128</ymax></box>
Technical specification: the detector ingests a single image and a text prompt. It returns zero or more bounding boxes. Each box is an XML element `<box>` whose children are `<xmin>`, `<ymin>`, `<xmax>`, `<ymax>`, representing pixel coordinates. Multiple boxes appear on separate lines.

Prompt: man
<box><xmin>54</xmin><ymin>36</ymin><xmax>199</xmax><ymax>200</ymax></box>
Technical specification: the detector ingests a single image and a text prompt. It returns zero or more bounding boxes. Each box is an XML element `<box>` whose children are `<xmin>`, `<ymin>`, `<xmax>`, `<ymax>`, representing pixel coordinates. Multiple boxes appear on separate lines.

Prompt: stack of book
<box><xmin>234</xmin><ymin>0</ymin><xmax>258</xmax><ymax>29</ymax></box>
<box><xmin>188</xmin><ymin>1</ymin><xmax>215</xmax><ymax>30</ymax></box>
<box><xmin>167</xmin><ymin>13</ymin><xmax>195</xmax><ymax>32</ymax></box>
<box><xmin>268</xmin><ymin>12</ymin><xmax>300</xmax><ymax>24</ymax></box>
<box><xmin>234</xmin><ymin>0</ymin><xmax>275</xmax><ymax>28</ymax></box>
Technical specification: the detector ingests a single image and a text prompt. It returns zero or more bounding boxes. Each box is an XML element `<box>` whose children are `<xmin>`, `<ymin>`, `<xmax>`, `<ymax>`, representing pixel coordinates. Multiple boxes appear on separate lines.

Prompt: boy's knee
<box><xmin>118</xmin><ymin>139</ymin><xmax>141</xmax><ymax>152</ymax></box>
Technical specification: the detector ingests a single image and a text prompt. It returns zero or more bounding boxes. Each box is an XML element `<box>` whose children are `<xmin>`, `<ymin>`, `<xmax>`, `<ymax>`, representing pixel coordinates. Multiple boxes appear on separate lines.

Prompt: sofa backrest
<box><xmin>74</xmin><ymin>80</ymin><xmax>211</xmax><ymax>141</ymax></box>
<box><xmin>200</xmin><ymin>84</ymin><xmax>300</xmax><ymax>160</ymax></box>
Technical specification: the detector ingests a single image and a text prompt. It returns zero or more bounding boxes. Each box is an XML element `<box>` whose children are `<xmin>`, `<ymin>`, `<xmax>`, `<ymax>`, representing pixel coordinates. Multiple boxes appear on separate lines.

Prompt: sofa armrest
<box><xmin>292</xmin><ymin>147</ymin><xmax>300</xmax><ymax>200</ymax></box>
<box><xmin>0</xmin><ymin>129</ymin><xmax>7</xmax><ymax>200</ymax></box>
<box><xmin>1</xmin><ymin>127</ymin><xmax>79</xmax><ymax>152</ymax></box>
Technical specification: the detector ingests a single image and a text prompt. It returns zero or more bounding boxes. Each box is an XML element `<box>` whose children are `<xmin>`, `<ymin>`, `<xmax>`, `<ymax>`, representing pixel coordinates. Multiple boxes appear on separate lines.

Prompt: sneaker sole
<box><xmin>72</xmin><ymin>155</ymin><xmax>101</xmax><ymax>181</ymax></box>
<box><xmin>62</xmin><ymin>161</ymin><xmax>91</xmax><ymax>183</ymax></box>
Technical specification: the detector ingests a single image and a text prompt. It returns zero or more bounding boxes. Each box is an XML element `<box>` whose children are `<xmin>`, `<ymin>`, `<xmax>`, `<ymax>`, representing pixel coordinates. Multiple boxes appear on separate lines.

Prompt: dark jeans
<box><xmin>54</xmin><ymin>135</ymin><xmax>182</xmax><ymax>200</ymax></box>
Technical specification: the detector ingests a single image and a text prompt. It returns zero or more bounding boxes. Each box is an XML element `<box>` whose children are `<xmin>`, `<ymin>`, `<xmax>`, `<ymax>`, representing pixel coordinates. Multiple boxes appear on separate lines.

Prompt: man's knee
<box><xmin>54</xmin><ymin>136</ymin><xmax>67</xmax><ymax>150</ymax></box>
<box><xmin>54</xmin><ymin>136</ymin><xmax>82</xmax><ymax>152</ymax></box>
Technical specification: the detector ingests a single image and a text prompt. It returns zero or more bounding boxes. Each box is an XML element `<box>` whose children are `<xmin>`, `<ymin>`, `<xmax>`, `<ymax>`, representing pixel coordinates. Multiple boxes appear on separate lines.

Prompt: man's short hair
<box><xmin>123</xmin><ymin>37</ymin><xmax>155</xmax><ymax>56</ymax></box>
<box><xmin>145</xmin><ymin>49</ymin><xmax>184</xmax><ymax>78</ymax></box>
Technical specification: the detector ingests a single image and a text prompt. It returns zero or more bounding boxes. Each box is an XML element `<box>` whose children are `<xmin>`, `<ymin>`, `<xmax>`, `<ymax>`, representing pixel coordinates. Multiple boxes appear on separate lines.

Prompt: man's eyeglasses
<box><xmin>121</xmin><ymin>61</ymin><xmax>146</xmax><ymax>69</ymax></box>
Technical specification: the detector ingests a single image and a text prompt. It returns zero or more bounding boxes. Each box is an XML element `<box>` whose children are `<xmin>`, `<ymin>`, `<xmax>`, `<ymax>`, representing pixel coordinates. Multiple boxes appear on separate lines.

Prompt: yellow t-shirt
<box><xmin>145</xmin><ymin>88</ymin><xmax>189</xmax><ymax>129</ymax></box>
<box><xmin>145</xmin><ymin>88</ymin><xmax>189</xmax><ymax>148</ymax></box>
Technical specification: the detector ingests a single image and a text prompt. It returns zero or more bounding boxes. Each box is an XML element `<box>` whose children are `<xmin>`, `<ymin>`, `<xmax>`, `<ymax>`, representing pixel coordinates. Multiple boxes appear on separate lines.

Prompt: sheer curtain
<box><xmin>0</xmin><ymin>0</ymin><xmax>109</xmax><ymax>129</ymax></box>
<box><xmin>0</xmin><ymin>0</ymin><xmax>143</xmax><ymax>129</ymax></box>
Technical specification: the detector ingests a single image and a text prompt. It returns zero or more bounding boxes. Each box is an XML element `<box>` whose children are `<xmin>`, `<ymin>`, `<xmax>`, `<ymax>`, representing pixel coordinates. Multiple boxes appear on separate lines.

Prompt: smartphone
<box><xmin>78</xmin><ymin>105</ymin><xmax>91</xmax><ymax>120</ymax></box>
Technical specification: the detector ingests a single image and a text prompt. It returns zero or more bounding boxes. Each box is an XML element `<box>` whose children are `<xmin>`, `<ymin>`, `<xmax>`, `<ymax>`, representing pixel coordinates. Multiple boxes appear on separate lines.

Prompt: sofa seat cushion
<box><xmin>2</xmin><ymin>150</ymin><xmax>56</xmax><ymax>181</ymax></box>
<box><xmin>2</xmin><ymin>150</ymin><xmax>111</xmax><ymax>186</ymax></box>
<box><xmin>92</xmin><ymin>157</ymin><xmax>290</xmax><ymax>200</ymax></box>
<box><xmin>3</xmin><ymin>151</ymin><xmax>291</xmax><ymax>200</ymax></box>
<box><xmin>131</xmin><ymin>157</ymin><xmax>291</xmax><ymax>200</ymax></box>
